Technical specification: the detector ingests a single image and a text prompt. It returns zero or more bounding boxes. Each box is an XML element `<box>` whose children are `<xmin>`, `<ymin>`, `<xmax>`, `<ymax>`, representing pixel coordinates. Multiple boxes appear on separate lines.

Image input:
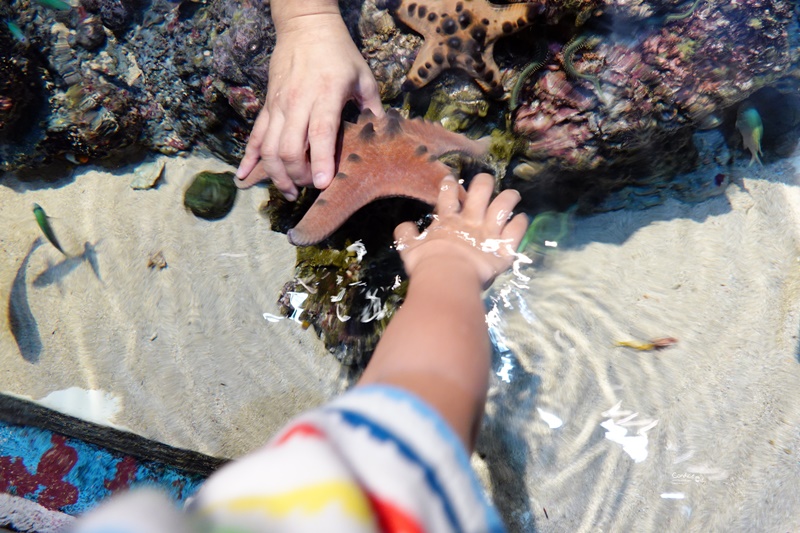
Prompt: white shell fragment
<box><xmin>130</xmin><ymin>158</ymin><xmax>166</xmax><ymax>190</ymax></box>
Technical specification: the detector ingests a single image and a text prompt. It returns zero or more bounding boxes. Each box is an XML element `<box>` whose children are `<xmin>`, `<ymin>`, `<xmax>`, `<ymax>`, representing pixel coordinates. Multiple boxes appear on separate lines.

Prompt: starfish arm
<box><xmin>287</xmin><ymin>111</ymin><xmax>488</xmax><ymax>246</ymax></box>
<box><xmin>287</xmin><ymin>161</ymin><xmax>454</xmax><ymax>246</ymax></box>
<box><xmin>401</xmin><ymin>117</ymin><xmax>490</xmax><ymax>158</ymax></box>
<box><xmin>460</xmin><ymin>42</ymin><xmax>502</xmax><ymax>94</ymax></box>
<box><xmin>402</xmin><ymin>42</ymin><xmax>448</xmax><ymax>91</ymax></box>
<box><xmin>483</xmin><ymin>2</ymin><xmax>543</xmax><ymax>40</ymax></box>
<box><xmin>388</xmin><ymin>0</ymin><xmax>438</xmax><ymax>34</ymax></box>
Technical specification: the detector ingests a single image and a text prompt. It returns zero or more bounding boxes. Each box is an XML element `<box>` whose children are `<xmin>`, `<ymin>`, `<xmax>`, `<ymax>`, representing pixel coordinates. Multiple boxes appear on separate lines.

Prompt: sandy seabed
<box><xmin>2</xmin><ymin>151</ymin><xmax>800</xmax><ymax>532</ymax></box>
<box><xmin>475</xmin><ymin>154</ymin><xmax>800</xmax><ymax>532</ymax></box>
<box><xmin>0</xmin><ymin>153</ymin><xmax>345</xmax><ymax>459</ymax></box>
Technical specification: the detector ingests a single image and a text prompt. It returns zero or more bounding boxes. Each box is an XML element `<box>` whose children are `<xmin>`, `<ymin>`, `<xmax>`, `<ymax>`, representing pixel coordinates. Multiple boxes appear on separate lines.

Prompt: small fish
<box><xmin>5</xmin><ymin>20</ymin><xmax>26</xmax><ymax>42</ymax></box>
<box><xmin>736</xmin><ymin>103</ymin><xmax>763</xmax><ymax>166</ymax></box>
<box><xmin>34</xmin><ymin>0</ymin><xmax>72</xmax><ymax>11</ymax></box>
<box><xmin>615</xmin><ymin>337</ymin><xmax>678</xmax><ymax>351</ymax></box>
<box><xmin>517</xmin><ymin>210</ymin><xmax>570</xmax><ymax>254</ymax></box>
<box><xmin>32</xmin><ymin>203</ymin><xmax>66</xmax><ymax>255</ymax></box>
<box><xmin>9</xmin><ymin>238</ymin><xmax>44</xmax><ymax>362</ymax></box>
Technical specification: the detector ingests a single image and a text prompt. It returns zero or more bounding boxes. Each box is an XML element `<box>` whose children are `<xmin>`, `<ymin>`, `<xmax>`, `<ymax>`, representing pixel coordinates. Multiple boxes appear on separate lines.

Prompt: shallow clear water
<box><xmin>4</xmin><ymin>155</ymin><xmax>799</xmax><ymax>532</ymax></box>
<box><xmin>1</xmin><ymin>156</ymin><xmax>346</xmax><ymax>458</ymax></box>
<box><xmin>2</xmin><ymin>0</ymin><xmax>800</xmax><ymax>531</ymax></box>
<box><xmin>476</xmin><ymin>159</ymin><xmax>800</xmax><ymax>531</ymax></box>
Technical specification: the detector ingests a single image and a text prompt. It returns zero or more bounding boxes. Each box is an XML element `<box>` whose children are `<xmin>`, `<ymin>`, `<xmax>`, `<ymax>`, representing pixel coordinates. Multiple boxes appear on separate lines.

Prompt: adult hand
<box><xmin>394</xmin><ymin>174</ymin><xmax>529</xmax><ymax>288</ymax></box>
<box><xmin>235</xmin><ymin>11</ymin><xmax>384</xmax><ymax>201</ymax></box>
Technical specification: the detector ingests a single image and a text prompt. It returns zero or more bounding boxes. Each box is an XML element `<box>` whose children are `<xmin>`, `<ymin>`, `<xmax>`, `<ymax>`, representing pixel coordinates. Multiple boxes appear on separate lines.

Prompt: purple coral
<box><xmin>212</xmin><ymin>5</ymin><xmax>275</xmax><ymax>91</ymax></box>
<box><xmin>80</xmin><ymin>0</ymin><xmax>136</xmax><ymax>31</ymax></box>
<box><xmin>512</xmin><ymin>0</ymin><xmax>794</xmax><ymax>175</ymax></box>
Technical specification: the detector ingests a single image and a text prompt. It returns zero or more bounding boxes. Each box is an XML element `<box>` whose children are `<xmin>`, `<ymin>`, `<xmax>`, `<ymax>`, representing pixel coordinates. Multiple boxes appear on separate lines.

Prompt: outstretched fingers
<box><xmin>261</xmin><ymin>111</ymin><xmax>298</xmax><ymax>201</ymax></box>
<box><xmin>485</xmin><ymin>188</ymin><xmax>522</xmax><ymax>237</ymax></box>
<box><xmin>235</xmin><ymin>163</ymin><xmax>268</xmax><ymax>190</ymax></box>
<box><xmin>356</xmin><ymin>72</ymin><xmax>385</xmax><ymax>119</ymax></box>
<box><xmin>501</xmin><ymin>213</ymin><xmax>530</xmax><ymax>250</ymax></box>
<box><xmin>278</xmin><ymin>106</ymin><xmax>313</xmax><ymax>186</ymax></box>
<box><xmin>236</xmin><ymin>106</ymin><xmax>271</xmax><ymax>181</ymax></box>
<box><xmin>434</xmin><ymin>175</ymin><xmax>462</xmax><ymax>217</ymax></box>
<box><xmin>394</xmin><ymin>221</ymin><xmax>421</xmax><ymax>255</ymax></box>
<box><xmin>309</xmin><ymin>95</ymin><xmax>347</xmax><ymax>189</ymax></box>
<box><xmin>461</xmin><ymin>173</ymin><xmax>495</xmax><ymax>223</ymax></box>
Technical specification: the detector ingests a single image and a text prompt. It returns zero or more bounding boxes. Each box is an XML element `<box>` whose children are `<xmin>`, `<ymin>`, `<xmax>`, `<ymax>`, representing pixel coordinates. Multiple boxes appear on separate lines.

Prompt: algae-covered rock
<box><xmin>423</xmin><ymin>74</ymin><xmax>492</xmax><ymax>134</ymax></box>
<box><xmin>262</xmin><ymin>183</ymin><xmax>427</xmax><ymax>369</ymax></box>
<box><xmin>278</xmin><ymin>240</ymin><xmax>408</xmax><ymax>370</ymax></box>
<box><xmin>184</xmin><ymin>171</ymin><xmax>237</xmax><ymax>220</ymax></box>
<box><xmin>511</xmin><ymin>0</ymin><xmax>795</xmax><ymax>176</ymax></box>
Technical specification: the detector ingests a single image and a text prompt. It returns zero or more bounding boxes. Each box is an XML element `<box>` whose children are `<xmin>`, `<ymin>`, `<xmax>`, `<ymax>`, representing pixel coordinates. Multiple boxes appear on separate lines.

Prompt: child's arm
<box><xmin>358</xmin><ymin>174</ymin><xmax>529</xmax><ymax>451</ymax></box>
<box><xmin>235</xmin><ymin>0</ymin><xmax>384</xmax><ymax>201</ymax></box>
<box><xmin>69</xmin><ymin>176</ymin><xmax>524</xmax><ymax>533</ymax></box>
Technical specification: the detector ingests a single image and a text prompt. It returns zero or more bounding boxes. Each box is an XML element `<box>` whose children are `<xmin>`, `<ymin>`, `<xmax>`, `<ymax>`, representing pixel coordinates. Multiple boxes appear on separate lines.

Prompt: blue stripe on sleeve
<box><xmin>327</xmin><ymin>406</ymin><xmax>464</xmax><ymax>533</ymax></box>
<box><xmin>342</xmin><ymin>385</ymin><xmax>506</xmax><ymax>532</ymax></box>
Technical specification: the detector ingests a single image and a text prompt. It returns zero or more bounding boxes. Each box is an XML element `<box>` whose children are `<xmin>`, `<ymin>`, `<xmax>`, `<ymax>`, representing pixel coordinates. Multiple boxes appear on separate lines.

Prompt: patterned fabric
<box><xmin>0</xmin><ymin>421</ymin><xmax>204</xmax><ymax>517</ymax></box>
<box><xmin>74</xmin><ymin>385</ymin><xmax>505</xmax><ymax>533</ymax></box>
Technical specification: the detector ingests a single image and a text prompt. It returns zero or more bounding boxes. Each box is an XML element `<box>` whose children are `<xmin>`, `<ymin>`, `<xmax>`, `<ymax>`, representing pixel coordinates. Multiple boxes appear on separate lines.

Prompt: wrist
<box><xmin>409</xmin><ymin>252</ymin><xmax>484</xmax><ymax>289</ymax></box>
<box><xmin>272</xmin><ymin>1</ymin><xmax>342</xmax><ymax>32</ymax></box>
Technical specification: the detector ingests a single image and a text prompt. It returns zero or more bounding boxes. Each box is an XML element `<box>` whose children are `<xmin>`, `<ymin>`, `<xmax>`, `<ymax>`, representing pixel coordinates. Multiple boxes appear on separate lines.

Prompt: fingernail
<box><xmin>284</xmin><ymin>193</ymin><xmax>297</xmax><ymax>202</ymax></box>
<box><xmin>313</xmin><ymin>172</ymin><xmax>328</xmax><ymax>188</ymax></box>
<box><xmin>235</xmin><ymin>167</ymin><xmax>245</xmax><ymax>179</ymax></box>
<box><xmin>443</xmin><ymin>175</ymin><xmax>457</xmax><ymax>182</ymax></box>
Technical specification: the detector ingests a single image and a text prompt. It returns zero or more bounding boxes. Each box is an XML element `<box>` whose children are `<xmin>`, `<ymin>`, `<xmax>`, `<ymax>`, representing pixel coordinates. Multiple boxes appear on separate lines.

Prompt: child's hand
<box><xmin>235</xmin><ymin>12</ymin><xmax>384</xmax><ymax>201</ymax></box>
<box><xmin>394</xmin><ymin>174</ymin><xmax>529</xmax><ymax>288</ymax></box>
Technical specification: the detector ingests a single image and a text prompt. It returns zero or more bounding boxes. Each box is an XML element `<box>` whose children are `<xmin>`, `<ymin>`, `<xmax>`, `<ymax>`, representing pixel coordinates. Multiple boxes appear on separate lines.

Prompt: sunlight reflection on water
<box><xmin>477</xmin><ymin>162</ymin><xmax>800</xmax><ymax>531</ymax></box>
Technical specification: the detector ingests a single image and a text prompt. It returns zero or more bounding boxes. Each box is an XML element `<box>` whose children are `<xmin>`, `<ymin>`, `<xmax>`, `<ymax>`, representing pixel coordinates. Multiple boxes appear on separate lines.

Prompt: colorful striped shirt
<box><xmin>73</xmin><ymin>385</ymin><xmax>505</xmax><ymax>533</ymax></box>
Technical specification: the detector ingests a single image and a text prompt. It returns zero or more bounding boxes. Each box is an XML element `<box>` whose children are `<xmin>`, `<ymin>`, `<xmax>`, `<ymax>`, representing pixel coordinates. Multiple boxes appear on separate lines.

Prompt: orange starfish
<box><xmin>236</xmin><ymin>110</ymin><xmax>489</xmax><ymax>246</ymax></box>
<box><xmin>380</xmin><ymin>0</ymin><xmax>544</xmax><ymax>97</ymax></box>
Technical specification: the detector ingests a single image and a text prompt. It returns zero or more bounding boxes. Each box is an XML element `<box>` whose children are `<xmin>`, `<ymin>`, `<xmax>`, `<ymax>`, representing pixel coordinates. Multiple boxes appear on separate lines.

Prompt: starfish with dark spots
<box><xmin>379</xmin><ymin>0</ymin><xmax>544</xmax><ymax>97</ymax></box>
<box><xmin>238</xmin><ymin>109</ymin><xmax>489</xmax><ymax>246</ymax></box>
<box><xmin>292</xmin><ymin>109</ymin><xmax>490</xmax><ymax>245</ymax></box>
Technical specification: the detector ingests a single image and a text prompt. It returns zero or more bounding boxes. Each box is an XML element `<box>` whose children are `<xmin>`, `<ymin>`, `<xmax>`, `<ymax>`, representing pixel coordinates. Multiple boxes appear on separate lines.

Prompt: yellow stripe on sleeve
<box><xmin>201</xmin><ymin>481</ymin><xmax>374</xmax><ymax>524</ymax></box>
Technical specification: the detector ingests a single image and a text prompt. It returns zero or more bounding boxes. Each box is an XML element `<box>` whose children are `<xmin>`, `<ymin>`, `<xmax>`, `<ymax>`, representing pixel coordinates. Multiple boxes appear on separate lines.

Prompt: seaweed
<box><xmin>265</xmin><ymin>189</ymin><xmax>430</xmax><ymax>369</ymax></box>
<box><xmin>279</xmin><ymin>240</ymin><xmax>409</xmax><ymax>369</ymax></box>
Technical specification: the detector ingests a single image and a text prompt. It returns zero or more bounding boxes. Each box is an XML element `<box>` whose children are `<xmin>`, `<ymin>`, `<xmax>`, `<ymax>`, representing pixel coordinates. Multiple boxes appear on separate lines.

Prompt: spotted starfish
<box><xmin>380</xmin><ymin>0</ymin><xmax>544</xmax><ymax>97</ymax></box>
<box><xmin>237</xmin><ymin>110</ymin><xmax>489</xmax><ymax>246</ymax></box>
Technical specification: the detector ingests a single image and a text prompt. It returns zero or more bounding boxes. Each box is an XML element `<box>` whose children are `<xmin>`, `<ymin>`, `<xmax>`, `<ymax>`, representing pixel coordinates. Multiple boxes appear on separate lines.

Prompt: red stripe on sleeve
<box><xmin>367</xmin><ymin>493</ymin><xmax>425</xmax><ymax>533</ymax></box>
<box><xmin>273</xmin><ymin>423</ymin><xmax>324</xmax><ymax>446</ymax></box>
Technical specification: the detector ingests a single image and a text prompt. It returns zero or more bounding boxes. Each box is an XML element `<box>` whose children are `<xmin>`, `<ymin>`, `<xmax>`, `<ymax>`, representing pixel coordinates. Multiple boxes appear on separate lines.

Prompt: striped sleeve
<box><xmin>193</xmin><ymin>384</ymin><xmax>505</xmax><ymax>533</ymax></box>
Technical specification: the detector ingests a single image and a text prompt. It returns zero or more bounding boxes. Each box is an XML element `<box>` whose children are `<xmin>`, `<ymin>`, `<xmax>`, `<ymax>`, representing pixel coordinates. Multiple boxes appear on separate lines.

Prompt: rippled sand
<box><xmin>2</xmin><ymin>151</ymin><xmax>800</xmax><ymax>531</ymax></box>
<box><xmin>475</xmin><ymin>154</ymin><xmax>800</xmax><ymax>532</ymax></box>
<box><xmin>0</xmin><ymin>153</ymin><xmax>344</xmax><ymax>458</ymax></box>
